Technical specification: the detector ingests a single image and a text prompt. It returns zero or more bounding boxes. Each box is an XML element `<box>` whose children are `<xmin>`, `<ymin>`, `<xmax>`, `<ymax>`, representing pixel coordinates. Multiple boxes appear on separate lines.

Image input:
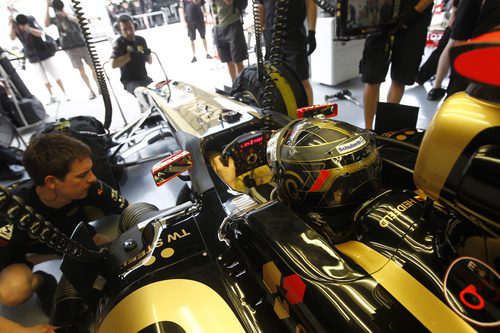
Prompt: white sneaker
<box><xmin>48</xmin><ymin>96</ymin><xmax>58</xmax><ymax>104</ymax></box>
<box><xmin>63</xmin><ymin>94</ymin><xmax>70</xmax><ymax>101</ymax></box>
<box><xmin>89</xmin><ymin>91</ymin><xmax>96</xmax><ymax>100</ymax></box>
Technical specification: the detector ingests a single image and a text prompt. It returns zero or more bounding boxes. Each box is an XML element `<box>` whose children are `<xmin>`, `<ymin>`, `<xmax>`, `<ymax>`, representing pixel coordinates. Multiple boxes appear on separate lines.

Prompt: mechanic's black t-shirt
<box><xmin>0</xmin><ymin>180</ymin><xmax>128</xmax><ymax>269</ymax></box>
<box><xmin>111</xmin><ymin>35</ymin><xmax>151</xmax><ymax>86</ymax></box>
<box><xmin>259</xmin><ymin>0</ymin><xmax>307</xmax><ymax>40</ymax></box>
<box><xmin>181</xmin><ymin>0</ymin><xmax>205</xmax><ymax>22</ymax></box>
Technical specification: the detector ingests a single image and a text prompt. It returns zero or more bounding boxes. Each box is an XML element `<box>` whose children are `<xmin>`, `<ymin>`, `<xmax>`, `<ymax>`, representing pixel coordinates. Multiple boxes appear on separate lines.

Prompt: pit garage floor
<box><xmin>0</xmin><ymin>20</ymin><xmax>446</xmax><ymax>329</ymax></box>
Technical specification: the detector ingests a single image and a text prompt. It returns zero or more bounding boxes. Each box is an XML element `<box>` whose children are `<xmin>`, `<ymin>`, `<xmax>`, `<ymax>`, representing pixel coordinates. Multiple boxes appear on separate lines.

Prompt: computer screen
<box><xmin>337</xmin><ymin>0</ymin><xmax>401</xmax><ymax>38</ymax></box>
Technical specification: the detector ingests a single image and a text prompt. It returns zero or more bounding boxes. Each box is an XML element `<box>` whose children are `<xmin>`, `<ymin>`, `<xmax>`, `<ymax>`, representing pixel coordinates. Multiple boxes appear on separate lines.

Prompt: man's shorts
<box><xmin>214</xmin><ymin>20</ymin><xmax>248</xmax><ymax>63</ymax></box>
<box><xmin>65</xmin><ymin>46</ymin><xmax>92</xmax><ymax>69</ymax></box>
<box><xmin>360</xmin><ymin>12</ymin><xmax>432</xmax><ymax>85</ymax></box>
<box><xmin>33</xmin><ymin>57</ymin><xmax>61</xmax><ymax>84</ymax></box>
<box><xmin>188</xmin><ymin>18</ymin><xmax>206</xmax><ymax>41</ymax></box>
<box><xmin>124</xmin><ymin>78</ymin><xmax>153</xmax><ymax>95</ymax></box>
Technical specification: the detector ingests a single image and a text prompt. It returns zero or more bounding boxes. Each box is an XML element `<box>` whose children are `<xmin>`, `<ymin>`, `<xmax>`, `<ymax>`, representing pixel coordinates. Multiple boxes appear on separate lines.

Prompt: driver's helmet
<box><xmin>267</xmin><ymin>118</ymin><xmax>382</xmax><ymax>210</ymax></box>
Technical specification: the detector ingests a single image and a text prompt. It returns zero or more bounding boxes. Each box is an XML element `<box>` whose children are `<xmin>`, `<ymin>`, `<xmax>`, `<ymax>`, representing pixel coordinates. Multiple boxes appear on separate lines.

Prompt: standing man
<box><xmin>179</xmin><ymin>0</ymin><xmax>213</xmax><ymax>63</ymax></box>
<box><xmin>361</xmin><ymin>0</ymin><xmax>434</xmax><ymax>129</ymax></box>
<box><xmin>210</xmin><ymin>0</ymin><xmax>248</xmax><ymax>82</ymax></box>
<box><xmin>258</xmin><ymin>0</ymin><xmax>317</xmax><ymax>105</ymax></box>
<box><xmin>45</xmin><ymin>0</ymin><xmax>98</xmax><ymax>100</ymax></box>
<box><xmin>8</xmin><ymin>6</ymin><xmax>68</xmax><ymax>104</ymax></box>
<box><xmin>111</xmin><ymin>14</ymin><xmax>153</xmax><ymax>110</ymax></box>
<box><xmin>0</xmin><ymin>133</ymin><xmax>128</xmax><ymax>333</ymax></box>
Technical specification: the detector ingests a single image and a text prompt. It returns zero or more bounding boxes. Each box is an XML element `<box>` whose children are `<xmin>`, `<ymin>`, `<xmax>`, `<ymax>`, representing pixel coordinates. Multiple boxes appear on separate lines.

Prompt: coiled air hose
<box><xmin>260</xmin><ymin>0</ymin><xmax>289</xmax><ymax>112</ymax></box>
<box><xmin>0</xmin><ymin>185</ymin><xmax>105</xmax><ymax>263</ymax></box>
<box><xmin>71</xmin><ymin>0</ymin><xmax>113</xmax><ymax>129</ymax></box>
<box><xmin>252</xmin><ymin>0</ymin><xmax>265</xmax><ymax>82</ymax></box>
<box><xmin>313</xmin><ymin>0</ymin><xmax>336</xmax><ymax>15</ymax></box>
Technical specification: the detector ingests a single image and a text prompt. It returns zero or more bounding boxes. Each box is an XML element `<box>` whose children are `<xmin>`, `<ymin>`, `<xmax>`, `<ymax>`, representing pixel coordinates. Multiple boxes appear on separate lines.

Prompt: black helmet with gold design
<box><xmin>267</xmin><ymin>118</ymin><xmax>382</xmax><ymax>210</ymax></box>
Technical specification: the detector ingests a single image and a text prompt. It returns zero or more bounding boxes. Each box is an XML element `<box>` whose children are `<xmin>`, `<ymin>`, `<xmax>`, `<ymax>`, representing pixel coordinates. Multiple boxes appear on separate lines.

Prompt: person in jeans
<box><xmin>210</xmin><ymin>0</ymin><xmax>248</xmax><ymax>82</ymax></box>
<box><xmin>45</xmin><ymin>0</ymin><xmax>98</xmax><ymax>100</ymax></box>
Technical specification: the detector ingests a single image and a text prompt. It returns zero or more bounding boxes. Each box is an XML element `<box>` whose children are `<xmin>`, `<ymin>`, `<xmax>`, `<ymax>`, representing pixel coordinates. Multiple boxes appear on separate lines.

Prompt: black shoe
<box><xmin>427</xmin><ymin>88</ymin><xmax>446</xmax><ymax>101</ymax></box>
<box><xmin>34</xmin><ymin>271</ymin><xmax>57</xmax><ymax>317</ymax></box>
<box><xmin>191</xmin><ymin>56</ymin><xmax>197</xmax><ymax>63</ymax></box>
<box><xmin>206</xmin><ymin>54</ymin><xmax>213</xmax><ymax>59</ymax></box>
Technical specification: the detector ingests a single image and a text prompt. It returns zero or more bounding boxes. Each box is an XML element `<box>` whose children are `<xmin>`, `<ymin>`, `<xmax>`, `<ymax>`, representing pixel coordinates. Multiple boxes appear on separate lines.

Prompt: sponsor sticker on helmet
<box><xmin>335</xmin><ymin>136</ymin><xmax>366</xmax><ymax>154</ymax></box>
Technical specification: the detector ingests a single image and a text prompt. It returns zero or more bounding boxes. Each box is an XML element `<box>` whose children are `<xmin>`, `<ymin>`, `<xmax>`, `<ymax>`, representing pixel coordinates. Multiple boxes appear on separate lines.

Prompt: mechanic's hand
<box><xmin>306</xmin><ymin>30</ymin><xmax>316</xmax><ymax>56</ymax></box>
<box><xmin>398</xmin><ymin>8</ymin><xmax>420</xmax><ymax>30</ymax></box>
<box><xmin>211</xmin><ymin>155</ymin><xmax>236</xmax><ymax>188</ymax></box>
<box><xmin>18</xmin><ymin>24</ymin><xmax>29</xmax><ymax>32</ymax></box>
<box><xmin>126</xmin><ymin>45</ymin><xmax>142</xmax><ymax>59</ymax></box>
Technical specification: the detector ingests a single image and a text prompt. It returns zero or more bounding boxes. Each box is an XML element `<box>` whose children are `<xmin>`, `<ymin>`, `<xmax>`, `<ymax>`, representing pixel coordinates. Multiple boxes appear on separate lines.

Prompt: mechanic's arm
<box><xmin>178</xmin><ymin>2</ymin><xmax>187</xmax><ymax>25</ymax></box>
<box><xmin>8</xmin><ymin>17</ymin><xmax>17</xmax><ymax>40</ymax></box>
<box><xmin>211</xmin><ymin>155</ymin><xmax>236</xmax><ymax>188</ymax></box>
<box><xmin>306</xmin><ymin>0</ymin><xmax>317</xmax><ymax>31</ymax></box>
<box><xmin>85</xmin><ymin>180</ymin><xmax>129</xmax><ymax>215</ymax></box>
<box><xmin>110</xmin><ymin>40</ymin><xmax>130</xmax><ymax>68</ymax></box>
<box><xmin>18</xmin><ymin>23</ymin><xmax>44</xmax><ymax>38</ymax></box>
<box><xmin>415</xmin><ymin>0</ymin><xmax>435</xmax><ymax>13</ymax></box>
<box><xmin>44</xmin><ymin>0</ymin><xmax>51</xmax><ymax>27</ymax></box>
<box><xmin>143</xmin><ymin>39</ymin><xmax>153</xmax><ymax>64</ymax></box>
<box><xmin>68</xmin><ymin>14</ymin><xmax>80</xmax><ymax>25</ymax></box>
<box><xmin>111</xmin><ymin>53</ymin><xmax>131</xmax><ymax>68</ymax></box>
<box><xmin>0</xmin><ymin>317</ymin><xmax>57</xmax><ymax>333</ymax></box>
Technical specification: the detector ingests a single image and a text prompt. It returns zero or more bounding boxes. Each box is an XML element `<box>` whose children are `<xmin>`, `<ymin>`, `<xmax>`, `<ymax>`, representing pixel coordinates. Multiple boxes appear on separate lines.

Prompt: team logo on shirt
<box><xmin>0</xmin><ymin>224</ymin><xmax>14</xmax><ymax>245</ymax></box>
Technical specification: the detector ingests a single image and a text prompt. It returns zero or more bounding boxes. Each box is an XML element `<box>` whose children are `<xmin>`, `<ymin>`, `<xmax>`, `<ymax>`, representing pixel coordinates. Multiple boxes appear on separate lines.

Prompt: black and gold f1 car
<box><xmin>0</xmin><ymin>29</ymin><xmax>498</xmax><ymax>333</ymax></box>
<box><xmin>41</xmin><ymin>32</ymin><xmax>498</xmax><ymax>332</ymax></box>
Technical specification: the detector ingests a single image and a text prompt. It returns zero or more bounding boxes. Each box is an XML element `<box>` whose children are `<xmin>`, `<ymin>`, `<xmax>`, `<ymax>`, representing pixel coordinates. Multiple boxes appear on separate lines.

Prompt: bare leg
<box><xmin>190</xmin><ymin>40</ymin><xmax>196</xmax><ymax>58</ymax></box>
<box><xmin>78</xmin><ymin>66</ymin><xmax>95</xmax><ymax>94</ymax></box>
<box><xmin>45</xmin><ymin>83</ymin><xmax>54</xmax><ymax>96</ymax></box>
<box><xmin>55</xmin><ymin>79</ymin><xmax>66</xmax><ymax>95</ymax></box>
<box><xmin>387</xmin><ymin>80</ymin><xmax>405</xmax><ymax>104</ymax></box>
<box><xmin>235</xmin><ymin>61</ymin><xmax>244</xmax><ymax>76</ymax></box>
<box><xmin>227</xmin><ymin>62</ymin><xmax>237</xmax><ymax>82</ymax></box>
<box><xmin>433</xmin><ymin>38</ymin><xmax>456</xmax><ymax>89</ymax></box>
<box><xmin>91</xmin><ymin>68</ymin><xmax>99</xmax><ymax>89</ymax></box>
<box><xmin>202</xmin><ymin>38</ymin><xmax>209</xmax><ymax>54</ymax></box>
<box><xmin>363</xmin><ymin>83</ymin><xmax>380</xmax><ymax>130</ymax></box>
<box><xmin>302</xmin><ymin>79</ymin><xmax>313</xmax><ymax>106</ymax></box>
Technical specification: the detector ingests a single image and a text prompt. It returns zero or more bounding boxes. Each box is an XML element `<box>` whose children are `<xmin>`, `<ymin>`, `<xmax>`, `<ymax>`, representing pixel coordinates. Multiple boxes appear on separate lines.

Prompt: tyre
<box><xmin>232</xmin><ymin>62</ymin><xmax>308</xmax><ymax>119</ymax></box>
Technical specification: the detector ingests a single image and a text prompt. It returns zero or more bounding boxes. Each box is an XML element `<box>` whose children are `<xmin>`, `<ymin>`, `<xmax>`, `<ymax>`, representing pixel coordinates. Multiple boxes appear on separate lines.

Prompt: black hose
<box><xmin>70</xmin><ymin>0</ymin><xmax>113</xmax><ymax>129</ymax></box>
<box><xmin>252</xmin><ymin>0</ymin><xmax>264</xmax><ymax>82</ymax></box>
<box><xmin>261</xmin><ymin>0</ymin><xmax>289</xmax><ymax>113</ymax></box>
<box><xmin>313</xmin><ymin>0</ymin><xmax>336</xmax><ymax>15</ymax></box>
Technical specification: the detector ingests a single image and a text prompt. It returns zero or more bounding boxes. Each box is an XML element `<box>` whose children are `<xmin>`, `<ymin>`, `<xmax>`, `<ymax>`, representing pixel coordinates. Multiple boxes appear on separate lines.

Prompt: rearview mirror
<box><xmin>296</xmin><ymin>103</ymin><xmax>338</xmax><ymax>118</ymax></box>
<box><xmin>151</xmin><ymin>151</ymin><xmax>192</xmax><ymax>187</ymax></box>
